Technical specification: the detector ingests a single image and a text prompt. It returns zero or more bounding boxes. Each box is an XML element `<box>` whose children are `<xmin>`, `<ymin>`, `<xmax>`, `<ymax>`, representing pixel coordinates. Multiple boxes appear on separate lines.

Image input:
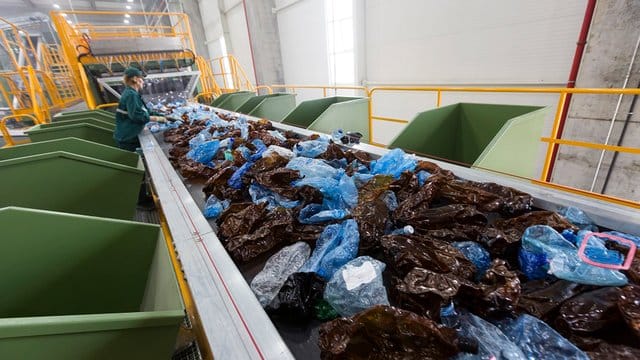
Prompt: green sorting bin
<box><xmin>0</xmin><ymin>151</ymin><xmax>143</xmax><ymax>220</ymax></box>
<box><xmin>281</xmin><ymin>96</ymin><xmax>370</xmax><ymax>141</ymax></box>
<box><xmin>210</xmin><ymin>92</ymin><xmax>233</xmax><ymax>107</ymax></box>
<box><xmin>215</xmin><ymin>91</ymin><xmax>256</xmax><ymax>111</ymax></box>
<box><xmin>389</xmin><ymin>103</ymin><xmax>547</xmax><ymax>178</ymax></box>
<box><xmin>0</xmin><ymin>206</ymin><xmax>184</xmax><ymax>359</ymax></box>
<box><xmin>26</xmin><ymin>123</ymin><xmax>116</xmax><ymax>147</ymax></box>
<box><xmin>0</xmin><ymin>137</ymin><xmax>141</xmax><ymax>169</ymax></box>
<box><xmin>236</xmin><ymin>93</ymin><xmax>296</xmax><ymax>121</ymax></box>
<box><xmin>40</xmin><ymin>117</ymin><xmax>116</xmax><ymax>131</ymax></box>
<box><xmin>53</xmin><ymin>110</ymin><xmax>115</xmax><ymax>124</ymax></box>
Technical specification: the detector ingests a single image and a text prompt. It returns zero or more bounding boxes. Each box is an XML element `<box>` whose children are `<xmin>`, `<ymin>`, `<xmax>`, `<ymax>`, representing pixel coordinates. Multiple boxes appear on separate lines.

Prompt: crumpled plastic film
<box><xmin>318</xmin><ymin>305</ymin><xmax>460</xmax><ymax>360</ymax></box>
<box><xmin>299</xmin><ymin>219</ymin><xmax>360</xmax><ymax>280</ymax></box>
<box><xmin>250</xmin><ymin>242</ymin><xmax>311</xmax><ymax>307</ymax></box>
<box><xmin>323</xmin><ymin>256</ymin><xmax>389</xmax><ymax>317</ymax></box>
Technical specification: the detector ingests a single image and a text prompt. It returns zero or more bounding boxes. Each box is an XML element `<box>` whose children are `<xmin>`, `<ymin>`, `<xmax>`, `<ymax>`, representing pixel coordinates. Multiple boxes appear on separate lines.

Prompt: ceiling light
<box><xmin>67</xmin><ymin>20</ymin><xmax>72</xmax><ymax>24</ymax></box>
<box><xmin>124</xmin><ymin>14</ymin><xmax>131</xmax><ymax>18</ymax></box>
<box><xmin>53</xmin><ymin>4</ymin><xmax>60</xmax><ymax>9</ymax></box>
<box><xmin>126</xmin><ymin>5</ymin><xmax>131</xmax><ymax>10</ymax></box>
<box><xmin>124</xmin><ymin>19</ymin><xmax>130</xmax><ymax>24</ymax></box>
<box><xmin>61</xmin><ymin>13</ymin><xmax>67</xmax><ymax>17</ymax></box>
<box><xmin>127</xmin><ymin>0</ymin><xmax>134</xmax><ymax>3</ymax></box>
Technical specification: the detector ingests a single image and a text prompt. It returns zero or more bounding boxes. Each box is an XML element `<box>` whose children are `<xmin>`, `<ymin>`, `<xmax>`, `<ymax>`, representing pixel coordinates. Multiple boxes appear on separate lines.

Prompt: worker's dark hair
<box><xmin>123</xmin><ymin>74</ymin><xmax>138</xmax><ymax>86</ymax></box>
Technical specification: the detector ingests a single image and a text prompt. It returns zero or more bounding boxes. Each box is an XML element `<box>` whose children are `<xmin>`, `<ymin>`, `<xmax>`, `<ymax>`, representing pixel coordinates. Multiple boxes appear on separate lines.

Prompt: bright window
<box><xmin>325</xmin><ymin>0</ymin><xmax>354</xmax><ymax>85</ymax></box>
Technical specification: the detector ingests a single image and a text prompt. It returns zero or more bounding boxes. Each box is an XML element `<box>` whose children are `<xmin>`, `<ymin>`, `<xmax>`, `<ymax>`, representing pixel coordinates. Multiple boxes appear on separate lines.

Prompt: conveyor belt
<box><xmin>140</xmin><ymin>105</ymin><xmax>640</xmax><ymax>360</ymax></box>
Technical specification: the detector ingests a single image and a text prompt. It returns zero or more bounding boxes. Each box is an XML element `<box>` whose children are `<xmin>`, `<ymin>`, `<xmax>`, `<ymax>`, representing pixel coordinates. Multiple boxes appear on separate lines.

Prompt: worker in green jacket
<box><xmin>114</xmin><ymin>66</ymin><xmax>165</xmax><ymax>209</ymax></box>
<box><xmin>114</xmin><ymin>67</ymin><xmax>166</xmax><ymax>151</ymax></box>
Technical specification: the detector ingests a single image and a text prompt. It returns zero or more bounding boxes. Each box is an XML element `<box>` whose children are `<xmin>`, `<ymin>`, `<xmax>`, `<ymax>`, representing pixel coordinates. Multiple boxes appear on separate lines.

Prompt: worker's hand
<box><xmin>151</xmin><ymin>116</ymin><xmax>167</xmax><ymax>123</ymax></box>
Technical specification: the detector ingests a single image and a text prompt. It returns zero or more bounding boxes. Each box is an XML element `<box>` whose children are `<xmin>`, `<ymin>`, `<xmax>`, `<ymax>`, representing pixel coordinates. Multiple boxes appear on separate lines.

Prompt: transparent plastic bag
<box><xmin>299</xmin><ymin>219</ymin><xmax>360</xmax><ymax>280</ymax></box>
<box><xmin>250</xmin><ymin>242</ymin><xmax>311</xmax><ymax>307</ymax></box>
<box><xmin>293</xmin><ymin>139</ymin><xmax>329</xmax><ymax>158</ymax></box>
<box><xmin>558</xmin><ymin>206</ymin><xmax>599</xmax><ymax>231</ymax></box>
<box><xmin>203</xmin><ymin>195</ymin><xmax>230</xmax><ymax>219</ymax></box>
<box><xmin>323</xmin><ymin>256</ymin><xmax>389</xmax><ymax>317</ymax></box>
<box><xmin>267</xmin><ymin>130</ymin><xmax>287</xmax><ymax>143</ymax></box>
<box><xmin>455</xmin><ymin>311</ymin><xmax>526</xmax><ymax>360</ymax></box>
<box><xmin>262</xmin><ymin>145</ymin><xmax>295</xmax><ymax>160</ymax></box>
<box><xmin>495</xmin><ymin>314</ymin><xmax>589</xmax><ymax>360</ymax></box>
<box><xmin>186</xmin><ymin>139</ymin><xmax>221</xmax><ymax>164</ymax></box>
<box><xmin>452</xmin><ymin>241</ymin><xmax>491</xmax><ymax>279</ymax></box>
<box><xmin>519</xmin><ymin>225</ymin><xmax>627</xmax><ymax>286</ymax></box>
<box><xmin>249</xmin><ymin>183</ymin><xmax>300</xmax><ymax>210</ymax></box>
<box><xmin>370</xmin><ymin>148</ymin><xmax>417</xmax><ymax>179</ymax></box>
<box><xmin>234</xmin><ymin>116</ymin><xmax>249</xmax><ymax>139</ymax></box>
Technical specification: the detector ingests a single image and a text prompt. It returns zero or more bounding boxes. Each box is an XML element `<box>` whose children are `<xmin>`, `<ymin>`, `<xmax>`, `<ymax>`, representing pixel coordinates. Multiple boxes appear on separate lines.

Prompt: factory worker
<box><xmin>113</xmin><ymin>66</ymin><xmax>166</xmax><ymax>151</ymax></box>
<box><xmin>114</xmin><ymin>66</ymin><xmax>165</xmax><ymax>209</ymax></box>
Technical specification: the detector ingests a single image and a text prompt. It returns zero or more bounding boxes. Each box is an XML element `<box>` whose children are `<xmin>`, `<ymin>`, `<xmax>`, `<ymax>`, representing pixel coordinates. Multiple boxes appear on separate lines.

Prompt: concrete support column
<box><xmin>242</xmin><ymin>0</ymin><xmax>284</xmax><ymax>85</ymax></box>
<box><xmin>165</xmin><ymin>0</ymin><xmax>210</xmax><ymax>58</ymax></box>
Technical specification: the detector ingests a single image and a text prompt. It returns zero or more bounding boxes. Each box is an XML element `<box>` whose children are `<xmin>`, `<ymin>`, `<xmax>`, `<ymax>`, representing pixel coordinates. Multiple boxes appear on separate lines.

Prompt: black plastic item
<box><xmin>340</xmin><ymin>132</ymin><xmax>363</xmax><ymax>145</ymax></box>
<box><xmin>556</xmin><ymin>287</ymin><xmax>623</xmax><ymax>334</ymax></box>
<box><xmin>266</xmin><ymin>272</ymin><xmax>327</xmax><ymax>323</ymax></box>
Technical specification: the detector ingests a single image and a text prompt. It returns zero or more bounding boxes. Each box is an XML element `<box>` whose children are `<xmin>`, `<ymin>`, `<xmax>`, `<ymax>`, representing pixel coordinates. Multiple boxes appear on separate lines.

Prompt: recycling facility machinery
<box><xmin>138</xmin><ymin>101</ymin><xmax>640</xmax><ymax>359</ymax></box>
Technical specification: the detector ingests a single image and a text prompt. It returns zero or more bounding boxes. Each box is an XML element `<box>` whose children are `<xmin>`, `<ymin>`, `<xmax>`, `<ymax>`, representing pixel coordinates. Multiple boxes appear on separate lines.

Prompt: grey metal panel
<box><xmin>89</xmin><ymin>37</ymin><xmax>185</xmax><ymax>56</ymax></box>
<box><xmin>139</xmin><ymin>130</ymin><xmax>294</xmax><ymax>360</ymax></box>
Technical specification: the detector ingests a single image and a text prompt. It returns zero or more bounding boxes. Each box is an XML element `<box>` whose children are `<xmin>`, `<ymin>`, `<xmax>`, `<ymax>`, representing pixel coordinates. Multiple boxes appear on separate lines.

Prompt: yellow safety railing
<box><xmin>270</xmin><ymin>84</ymin><xmax>369</xmax><ymax>98</ymax></box>
<box><xmin>50</xmin><ymin>10</ymin><xmax>199</xmax><ymax>108</ymax></box>
<box><xmin>367</xmin><ymin>86</ymin><xmax>640</xmax><ymax>208</ymax></box>
<box><xmin>0</xmin><ymin>114</ymin><xmax>38</xmax><ymax>147</ymax></box>
<box><xmin>38</xmin><ymin>43</ymin><xmax>82</xmax><ymax>106</ymax></box>
<box><xmin>95</xmin><ymin>102</ymin><xmax>118</xmax><ymax>110</ymax></box>
<box><xmin>209</xmin><ymin>55</ymin><xmax>255</xmax><ymax>93</ymax></box>
<box><xmin>255</xmin><ymin>85</ymin><xmax>273</xmax><ymax>95</ymax></box>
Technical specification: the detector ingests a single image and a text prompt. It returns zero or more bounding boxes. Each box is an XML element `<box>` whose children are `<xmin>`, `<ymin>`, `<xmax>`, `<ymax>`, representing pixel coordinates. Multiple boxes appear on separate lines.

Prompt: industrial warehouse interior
<box><xmin>0</xmin><ymin>0</ymin><xmax>639</xmax><ymax>359</ymax></box>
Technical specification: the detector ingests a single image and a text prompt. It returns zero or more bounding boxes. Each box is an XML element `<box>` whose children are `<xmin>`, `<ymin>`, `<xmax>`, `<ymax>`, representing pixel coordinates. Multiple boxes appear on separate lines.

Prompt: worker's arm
<box><xmin>124</xmin><ymin>92</ymin><xmax>151</xmax><ymax>124</ymax></box>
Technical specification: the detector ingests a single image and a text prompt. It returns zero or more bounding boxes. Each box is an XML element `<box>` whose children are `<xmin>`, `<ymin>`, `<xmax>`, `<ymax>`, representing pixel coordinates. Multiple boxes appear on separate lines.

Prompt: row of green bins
<box><xmin>214</xmin><ymin>91</ymin><xmax>255</xmax><ymax>111</ymax></box>
<box><xmin>0</xmin><ymin>137</ymin><xmax>141</xmax><ymax>168</ymax></box>
<box><xmin>39</xmin><ymin>118</ymin><xmax>116</xmax><ymax>131</ymax></box>
<box><xmin>388</xmin><ymin>103</ymin><xmax>547</xmax><ymax>178</ymax></box>
<box><xmin>0</xmin><ymin>206</ymin><xmax>184</xmax><ymax>359</ymax></box>
<box><xmin>0</xmin><ymin>151</ymin><xmax>142</xmax><ymax>220</ymax></box>
<box><xmin>26</xmin><ymin>122</ymin><xmax>116</xmax><ymax>148</ymax></box>
<box><xmin>53</xmin><ymin>109</ymin><xmax>115</xmax><ymax>124</ymax></box>
<box><xmin>281</xmin><ymin>96</ymin><xmax>370</xmax><ymax>142</ymax></box>
<box><xmin>235</xmin><ymin>93</ymin><xmax>296</xmax><ymax>121</ymax></box>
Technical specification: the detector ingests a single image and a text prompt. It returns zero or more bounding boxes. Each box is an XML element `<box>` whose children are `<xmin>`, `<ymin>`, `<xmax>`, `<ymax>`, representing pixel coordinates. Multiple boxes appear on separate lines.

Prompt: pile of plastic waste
<box><xmin>157</xmin><ymin>105</ymin><xmax>640</xmax><ymax>359</ymax></box>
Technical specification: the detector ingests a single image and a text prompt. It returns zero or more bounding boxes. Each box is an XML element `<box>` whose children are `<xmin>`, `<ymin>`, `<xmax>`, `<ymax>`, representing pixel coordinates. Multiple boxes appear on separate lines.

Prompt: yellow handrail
<box><xmin>96</xmin><ymin>102</ymin><xmax>118</xmax><ymax>110</ymax></box>
<box><xmin>255</xmin><ymin>85</ymin><xmax>273</xmax><ymax>95</ymax></box>
<box><xmin>0</xmin><ymin>114</ymin><xmax>38</xmax><ymax>147</ymax></box>
<box><xmin>270</xmin><ymin>84</ymin><xmax>369</xmax><ymax>97</ymax></box>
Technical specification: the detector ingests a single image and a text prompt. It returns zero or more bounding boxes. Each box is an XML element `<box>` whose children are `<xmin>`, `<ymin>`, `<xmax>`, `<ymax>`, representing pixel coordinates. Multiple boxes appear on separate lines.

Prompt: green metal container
<box><xmin>26</xmin><ymin>123</ymin><xmax>117</xmax><ymax>148</ymax></box>
<box><xmin>216</xmin><ymin>91</ymin><xmax>256</xmax><ymax>111</ymax></box>
<box><xmin>236</xmin><ymin>93</ymin><xmax>296</xmax><ymax>122</ymax></box>
<box><xmin>210</xmin><ymin>92</ymin><xmax>233</xmax><ymax>107</ymax></box>
<box><xmin>281</xmin><ymin>96</ymin><xmax>370</xmax><ymax>141</ymax></box>
<box><xmin>0</xmin><ymin>137</ymin><xmax>141</xmax><ymax>169</ymax></box>
<box><xmin>389</xmin><ymin>103</ymin><xmax>547</xmax><ymax>178</ymax></box>
<box><xmin>53</xmin><ymin>110</ymin><xmax>115</xmax><ymax>124</ymax></box>
<box><xmin>0</xmin><ymin>206</ymin><xmax>184</xmax><ymax>359</ymax></box>
<box><xmin>0</xmin><ymin>151</ymin><xmax>143</xmax><ymax>220</ymax></box>
<box><xmin>40</xmin><ymin>117</ymin><xmax>116</xmax><ymax>131</ymax></box>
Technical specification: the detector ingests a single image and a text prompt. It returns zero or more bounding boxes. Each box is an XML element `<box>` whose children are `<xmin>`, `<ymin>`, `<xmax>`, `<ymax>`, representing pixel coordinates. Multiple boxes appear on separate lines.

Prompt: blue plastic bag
<box><xmin>558</xmin><ymin>206</ymin><xmax>598</xmax><ymax>231</ymax></box>
<box><xmin>298</xmin><ymin>204</ymin><xmax>349</xmax><ymax>224</ymax></box>
<box><xmin>417</xmin><ymin>170</ymin><xmax>431</xmax><ymax>186</ymax></box>
<box><xmin>299</xmin><ymin>219</ymin><xmax>360</xmax><ymax>280</ymax></box>
<box><xmin>323</xmin><ymin>256</ymin><xmax>389</xmax><ymax>317</ymax></box>
<box><xmin>249</xmin><ymin>139</ymin><xmax>267</xmax><ymax>161</ymax></box>
<box><xmin>203</xmin><ymin>195</ymin><xmax>230</xmax><ymax>219</ymax></box>
<box><xmin>286</xmin><ymin>157</ymin><xmax>341</xmax><ymax>180</ymax></box>
<box><xmin>186</xmin><ymin>139</ymin><xmax>221</xmax><ymax>164</ymax></box>
<box><xmin>293</xmin><ymin>139</ymin><xmax>329</xmax><ymax>158</ymax></box>
<box><xmin>234</xmin><ymin>116</ymin><xmax>249</xmax><ymax>140</ymax></box>
<box><xmin>227</xmin><ymin>161</ymin><xmax>253</xmax><ymax>189</ymax></box>
<box><xmin>520</xmin><ymin>225</ymin><xmax>627</xmax><ymax>286</ymax></box>
<box><xmin>370</xmin><ymin>148</ymin><xmax>417</xmax><ymax>179</ymax></box>
<box><xmin>267</xmin><ymin>130</ymin><xmax>287</xmax><ymax>143</ymax></box>
<box><xmin>381</xmin><ymin>190</ymin><xmax>398</xmax><ymax>211</ymax></box>
<box><xmin>249</xmin><ymin>183</ymin><xmax>300</xmax><ymax>210</ymax></box>
<box><xmin>455</xmin><ymin>312</ymin><xmax>526</xmax><ymax>360</ymax></box>
<box><xmin>452</xmin><ymin>241</ymin><xmax>491</xmax><ymax>279</ymax></box>
<box><xmin>495</xmin><ymin>314</ymin><xmax>589</xmax><ymax>360</ymax></box>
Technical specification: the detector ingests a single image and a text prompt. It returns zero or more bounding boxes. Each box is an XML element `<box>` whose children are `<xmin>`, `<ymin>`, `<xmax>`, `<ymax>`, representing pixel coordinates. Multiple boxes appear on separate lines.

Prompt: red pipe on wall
<box><xmin>545</xmin><ymin>0</ymin><xmax>597</xmax><ymax>181</ymax></box>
